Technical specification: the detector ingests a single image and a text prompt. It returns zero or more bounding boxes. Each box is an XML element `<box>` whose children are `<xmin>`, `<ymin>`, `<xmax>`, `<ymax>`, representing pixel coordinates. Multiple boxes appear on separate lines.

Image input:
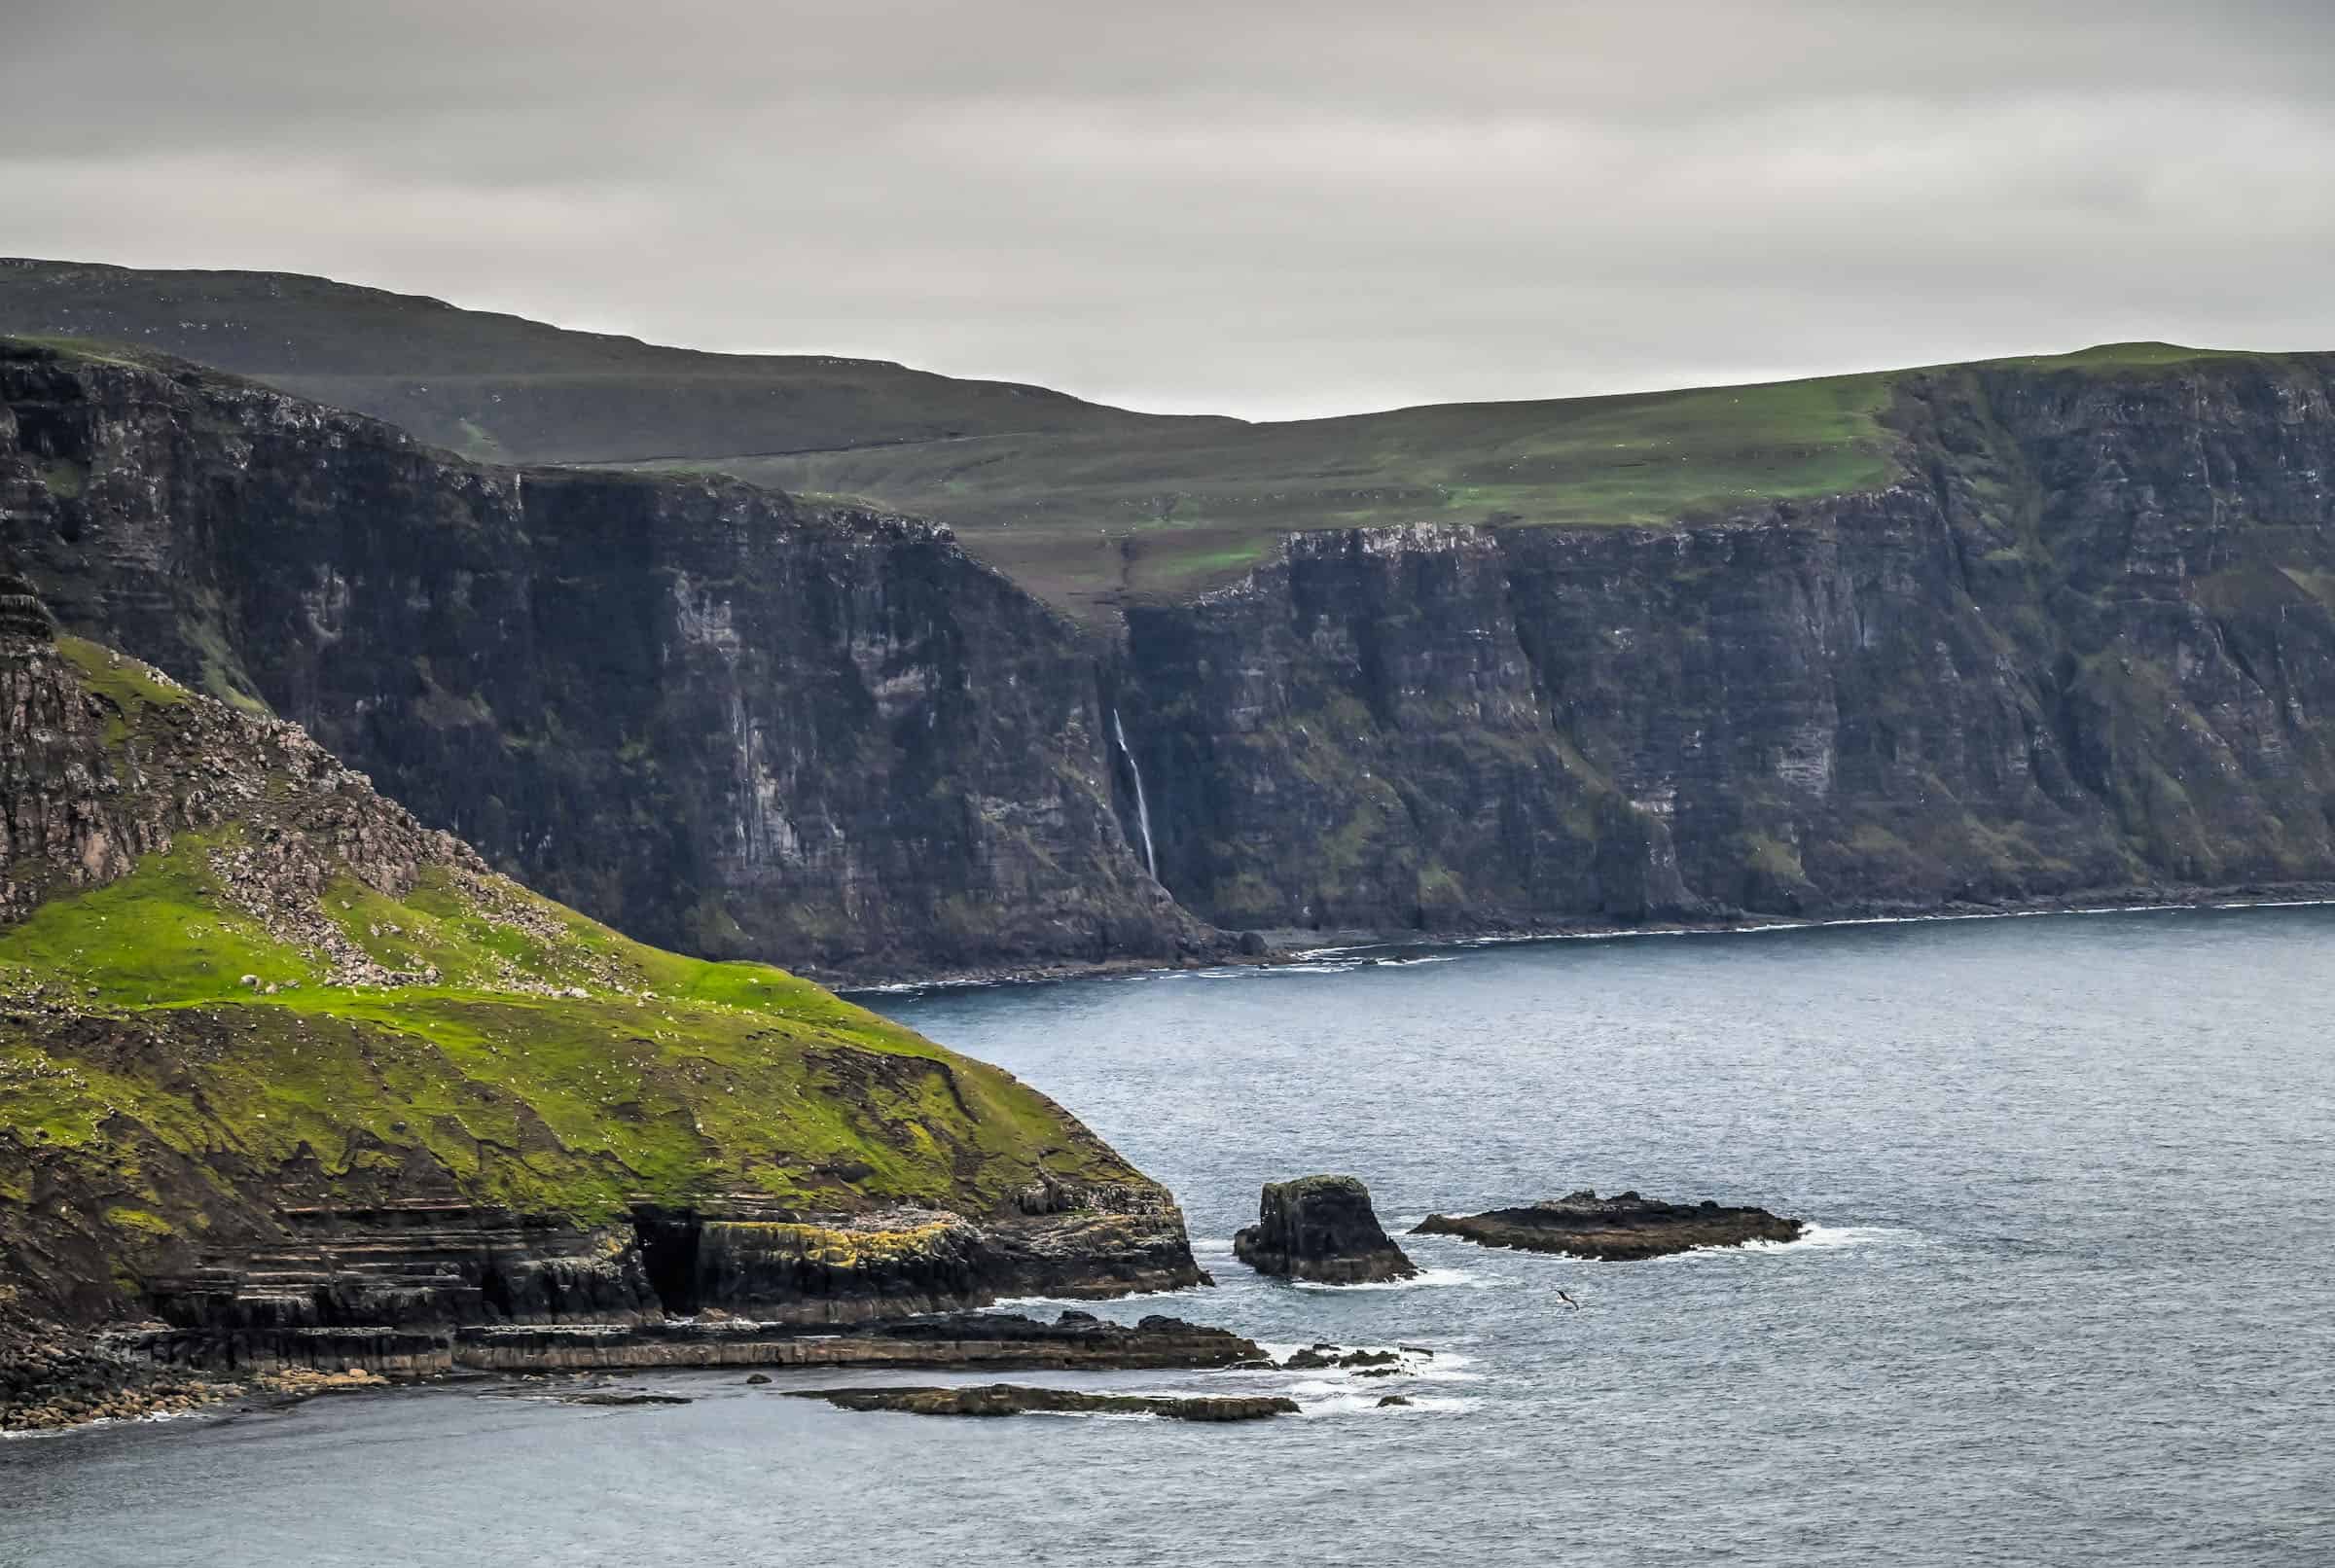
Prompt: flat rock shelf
<box><xmin>788</xmin><ymin>1383</ymin><xmax>1301</xmax><ymax>1422</ymax></box>
<box><xmin>1412</xmin><ymin>1190</ymin><xmax>1803</xmax><ymax>1261</ymax></box>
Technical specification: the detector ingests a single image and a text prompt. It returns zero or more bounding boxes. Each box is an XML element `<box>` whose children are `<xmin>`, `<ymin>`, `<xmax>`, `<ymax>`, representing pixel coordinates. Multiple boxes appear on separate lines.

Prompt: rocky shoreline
<box><xmin>2</xmin><ymin>1310</ymin><xmax>1268</xmax><ymax>1433</ymax></box>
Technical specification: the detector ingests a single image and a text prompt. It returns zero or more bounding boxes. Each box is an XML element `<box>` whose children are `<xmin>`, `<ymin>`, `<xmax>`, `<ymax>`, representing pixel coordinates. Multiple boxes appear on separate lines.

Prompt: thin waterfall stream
<box><xmin>1112</xmin><ymin>708</ymin><xmax>1159</xmax><ymax>880</ymax></box>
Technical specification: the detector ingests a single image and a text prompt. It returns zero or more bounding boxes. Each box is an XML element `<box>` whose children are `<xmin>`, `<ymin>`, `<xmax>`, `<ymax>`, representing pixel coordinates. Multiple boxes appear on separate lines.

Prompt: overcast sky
<box><xmin>8</xmin><ymin>1</ymin><xmax>2332</xmax><ymax>418</ymax></box>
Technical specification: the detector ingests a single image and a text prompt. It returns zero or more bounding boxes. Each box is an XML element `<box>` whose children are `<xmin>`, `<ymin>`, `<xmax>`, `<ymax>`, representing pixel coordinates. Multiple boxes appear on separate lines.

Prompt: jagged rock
<box><xmin>0</xmin><ymin>571</ymin><xmax>54</xmax><ymax>642</ymax></box>
<box><xmin>790</xmin><ymin>1383</ymin><xmax>1299</xmax><ymax>1422</ymax></box>
<box><xmin>1234</xmin><ymin>1175</ymin><xmax>1418</xmax><ymax>1284</ymax></box>
<box><xmin>1278</xmin><ymin>1344</ymin><xmax>1409</xmax><ymax>1372</ymax></box>
<box><xmin>1412</xmin><ymin>1190</ymin><xmax>1804</xmax><ymax>1261</ymax></box>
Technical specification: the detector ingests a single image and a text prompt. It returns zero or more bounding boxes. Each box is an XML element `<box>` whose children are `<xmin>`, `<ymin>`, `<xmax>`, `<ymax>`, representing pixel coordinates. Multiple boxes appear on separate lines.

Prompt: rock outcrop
<box><xmin>789</xmin><ymin>1382</ymin><xmax>1299</xmax><ymax>1422</ymax></box>
<box><xmin>1412</xmin><ymin>1191</ymin><xmax>1804</xmax><ymax>1261</ymax></box>
<box><xmin>1233</xmin><ymin>1175</ymin><xmax>1418</xmax><ymax>1284</ymax></box>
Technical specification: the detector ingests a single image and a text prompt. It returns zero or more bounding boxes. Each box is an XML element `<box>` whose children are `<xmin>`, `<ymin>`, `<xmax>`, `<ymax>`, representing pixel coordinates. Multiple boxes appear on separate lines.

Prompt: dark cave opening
<box><xmin>632</xmin><ymin>1208</ymin><xmax>702</xmax><ymax>1315</ymax></box>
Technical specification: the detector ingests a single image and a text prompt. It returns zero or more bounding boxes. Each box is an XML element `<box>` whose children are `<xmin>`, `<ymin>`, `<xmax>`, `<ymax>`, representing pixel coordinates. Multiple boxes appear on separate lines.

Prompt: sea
<box><xmin>6</xmin><ymin>905</ymin><xmax>2332</xmax><ymax>1565</ymax></box>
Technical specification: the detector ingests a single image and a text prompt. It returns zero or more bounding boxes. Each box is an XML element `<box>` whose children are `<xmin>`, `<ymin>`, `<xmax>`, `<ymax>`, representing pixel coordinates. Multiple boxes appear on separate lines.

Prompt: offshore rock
<box><xmin>1412</xmin><ymin>1190</ymin><xmax>1804</xmax><ymax>1261</ymax></box>
<box><xmin>789</xmin><ymin>1382</ymin><xmax>1299</xmax><ymax>1422</ymax></box>
<box><xmin>1233</xmin><ymin>1175</ymin><xmax>1418</xmax><ymax>1284</ymax></box>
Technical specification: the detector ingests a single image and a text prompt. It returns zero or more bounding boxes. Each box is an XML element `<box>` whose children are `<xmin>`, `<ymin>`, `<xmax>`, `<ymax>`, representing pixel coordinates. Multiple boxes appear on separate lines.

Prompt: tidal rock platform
<box><xmin>790</xmin><ymin>1383</ymin><xmax>1299</xmax><ymax>1421</ymax></box>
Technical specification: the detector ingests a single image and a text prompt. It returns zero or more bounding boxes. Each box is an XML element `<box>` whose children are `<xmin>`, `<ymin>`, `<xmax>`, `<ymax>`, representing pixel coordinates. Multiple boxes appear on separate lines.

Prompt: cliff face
<box><xmin>1114</xmin><ymin>362</ymin><xmax>2335</xmax><ymax>926</ymax></box>
<box><xmin>0</xmin><ymin>344</ymin><xmax>1201</xmax><ymax>981</ymax></box>
<box><xmin>6</xmin><ymin>339</ymin><xmax>2335</xmax><ymax>974</ymax></box>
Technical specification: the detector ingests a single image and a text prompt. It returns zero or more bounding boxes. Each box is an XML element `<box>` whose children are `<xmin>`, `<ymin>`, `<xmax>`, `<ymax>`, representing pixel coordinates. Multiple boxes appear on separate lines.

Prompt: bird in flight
<box><xmin>1556</xmin><ymin>1290</ymin><xmax>1580</xmax><ymax>1309</ymax></box>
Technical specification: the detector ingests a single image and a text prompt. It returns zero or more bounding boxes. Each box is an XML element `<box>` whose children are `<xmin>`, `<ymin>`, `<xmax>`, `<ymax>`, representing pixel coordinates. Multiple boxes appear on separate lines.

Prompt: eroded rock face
<box><xmin>1234</xmin><ymin>1175</ymin><xmax>1418</xmax><ymax>1284</ymax></box>
<box><xmin>789</xmin><ymin>1382</ymin><xmax>1298</xmax><ymax>1422</ymax></box>
<box><xmin>1413</xmin><ymin>1190</ymin><xmax>1804</xmax><ymax>1261</ymax></box>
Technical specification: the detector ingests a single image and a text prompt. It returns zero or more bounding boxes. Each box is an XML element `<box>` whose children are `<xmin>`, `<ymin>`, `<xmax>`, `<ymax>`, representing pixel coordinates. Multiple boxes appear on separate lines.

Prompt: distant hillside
<box><xmin>0</xmin><ymin>258</ymin><xmax>1208</xmax><ymax>473</ymax></box>
<box><xmin>2</xmin><ymin>260</ymin><xmax>2324</xmax><ymax>624</ymax></box>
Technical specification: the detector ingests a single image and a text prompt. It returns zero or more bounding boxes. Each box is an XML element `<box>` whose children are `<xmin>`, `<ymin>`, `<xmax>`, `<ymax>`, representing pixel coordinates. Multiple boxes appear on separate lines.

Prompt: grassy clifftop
<box><xmin>10</xmin><ymin>260</ymin><xmax>2317</xmax><ymax>623</ymax></box>
<box><xmin>698</xmin><ymin>341</ymin><xmax>2322</xmax><ymax>617</ymax></box>
<box><xmin>11</xmin><ymin>261</ymin><xmax>2328</xmax><ymax>624</ymax></box>
<box><xmin>0</xmin><ymin>615</ymin><xmax>1144</xmax><ymax>1325</ymax></box>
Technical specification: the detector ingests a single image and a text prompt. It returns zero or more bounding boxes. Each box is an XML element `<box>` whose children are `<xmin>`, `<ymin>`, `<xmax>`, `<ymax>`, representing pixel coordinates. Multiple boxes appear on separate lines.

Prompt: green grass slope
<box><xmin>0</xmin><ymin>623</ymin><xmax>1142</xmax><ymax>1322</ymax></box>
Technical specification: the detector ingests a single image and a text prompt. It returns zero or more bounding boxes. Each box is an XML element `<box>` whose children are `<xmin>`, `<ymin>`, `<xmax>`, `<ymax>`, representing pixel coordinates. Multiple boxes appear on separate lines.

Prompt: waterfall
<box><xmin>1111</xmin><ymin>708</ymin><xmax>1159</xmax><ymax>881</ymax></box>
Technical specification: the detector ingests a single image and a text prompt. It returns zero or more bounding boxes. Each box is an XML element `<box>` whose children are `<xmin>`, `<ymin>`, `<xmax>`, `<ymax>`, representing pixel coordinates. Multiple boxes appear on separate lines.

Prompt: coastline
<box><xmin>833</xmin><ymin>880</ymin><xmax>2335</xmax><ymax>997</ymax></box>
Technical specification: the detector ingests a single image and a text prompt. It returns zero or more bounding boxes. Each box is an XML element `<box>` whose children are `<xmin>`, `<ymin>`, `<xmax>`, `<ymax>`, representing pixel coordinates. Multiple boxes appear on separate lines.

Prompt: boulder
<box><xmin>1233</xmin><ymin>1175</ymin><xmax>1418</xmax><ymax>1284</ymax></box>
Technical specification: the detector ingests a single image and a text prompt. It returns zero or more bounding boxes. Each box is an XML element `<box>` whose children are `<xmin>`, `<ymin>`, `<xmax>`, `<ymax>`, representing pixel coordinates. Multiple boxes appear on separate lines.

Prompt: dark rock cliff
<box><xmin>0</xmin><ymin>343</ymin><xmax>1203</xmax><ymax>981</ymax></box>
<box><xmin>7</xmin><ymin>339</ymin><xmax>2335</xmax><ymax>975</ymax></box>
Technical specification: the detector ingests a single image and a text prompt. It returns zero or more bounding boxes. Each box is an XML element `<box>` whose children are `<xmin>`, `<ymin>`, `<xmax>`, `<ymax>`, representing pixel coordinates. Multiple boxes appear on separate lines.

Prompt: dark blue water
<box><xmin>8</xmin><ymin>908</ymin><xmax>2334</xmax><ymax>1565</ymax></box>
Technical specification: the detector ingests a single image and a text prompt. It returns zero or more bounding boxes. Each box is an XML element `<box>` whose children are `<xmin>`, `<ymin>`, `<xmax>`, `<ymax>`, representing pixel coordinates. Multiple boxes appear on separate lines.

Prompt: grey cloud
<box><xmin>6</xmin><ymin>0</ymin><xmax>2333</xmax><ymax>416</ymax></box>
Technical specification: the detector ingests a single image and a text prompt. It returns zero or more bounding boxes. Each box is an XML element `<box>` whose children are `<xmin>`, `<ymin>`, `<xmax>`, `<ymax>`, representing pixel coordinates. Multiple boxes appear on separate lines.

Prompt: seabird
<box><xmin>1556</xmin><ymin>1290</ymin><xmax>1580</xmax><ymax>1309</ymax></box>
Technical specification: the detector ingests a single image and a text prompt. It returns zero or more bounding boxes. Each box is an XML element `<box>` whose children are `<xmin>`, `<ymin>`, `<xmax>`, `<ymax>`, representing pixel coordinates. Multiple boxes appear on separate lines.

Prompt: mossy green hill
<box><xmin>0</xmin><ymin>610</ymin><xmax>1189</xmax><ymax>1336</ymax></box>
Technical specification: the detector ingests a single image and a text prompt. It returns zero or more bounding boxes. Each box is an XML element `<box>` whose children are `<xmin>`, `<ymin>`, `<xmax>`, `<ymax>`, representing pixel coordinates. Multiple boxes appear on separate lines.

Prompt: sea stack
<box><xmin>1234</xmin><ymin>1176</ymin><xmax>1419</xmax><ymax>1284</ymax></box>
